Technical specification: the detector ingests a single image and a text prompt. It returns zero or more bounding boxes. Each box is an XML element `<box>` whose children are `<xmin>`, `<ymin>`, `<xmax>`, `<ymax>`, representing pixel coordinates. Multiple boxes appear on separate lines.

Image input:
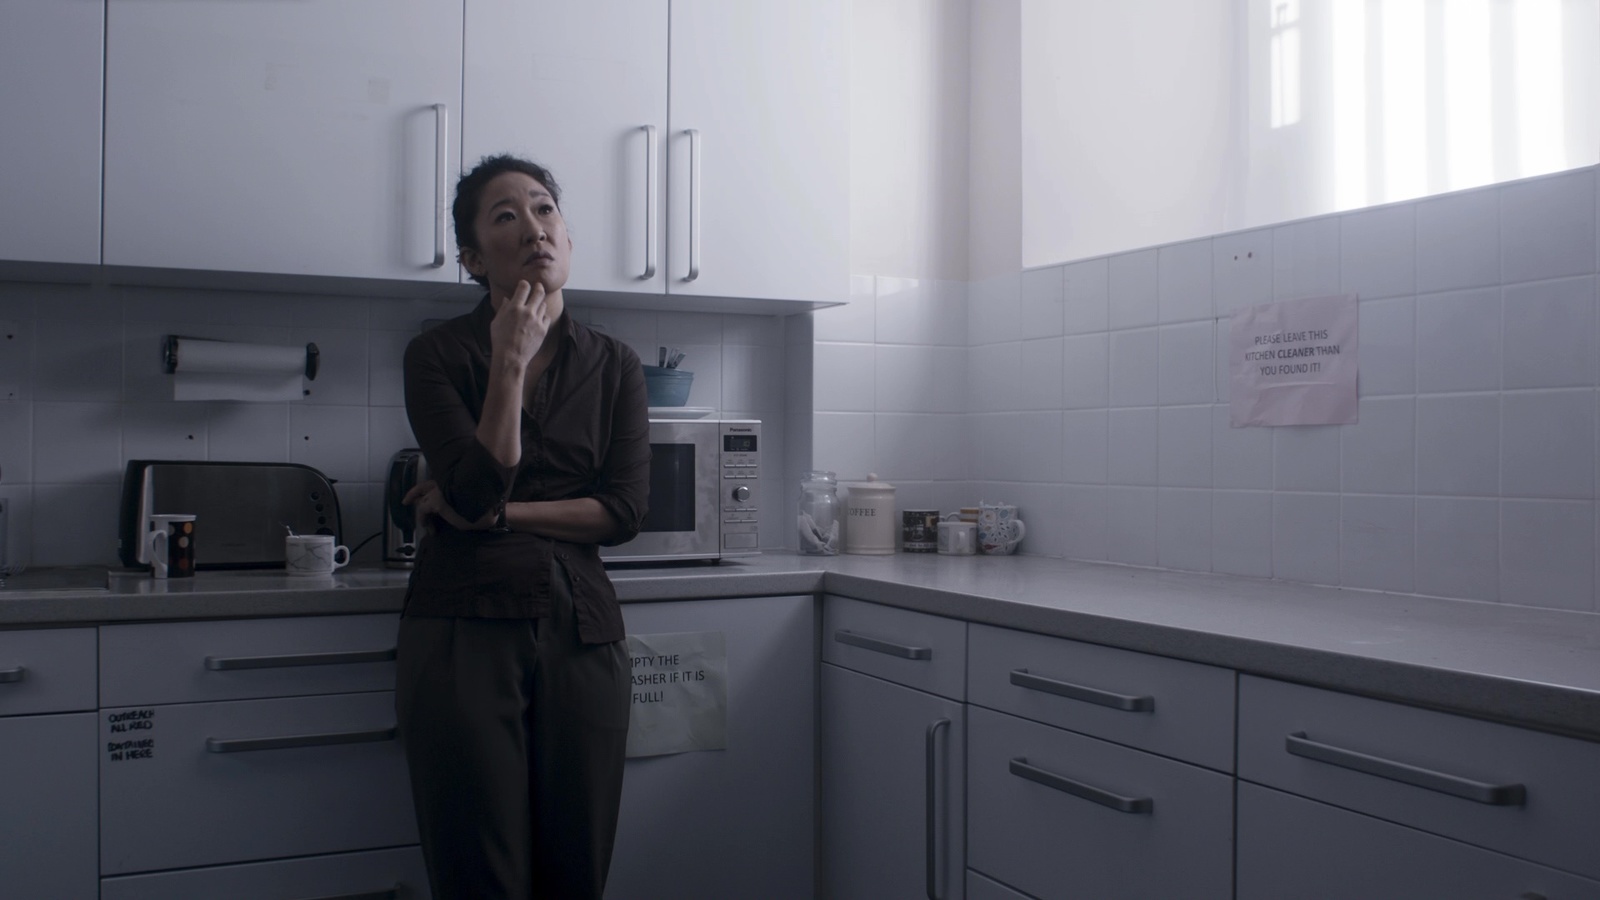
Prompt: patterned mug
<box><xmin>977</xmin><ymin>502</ymin><xmax>1026</xmax><ymax>555</ymax></box>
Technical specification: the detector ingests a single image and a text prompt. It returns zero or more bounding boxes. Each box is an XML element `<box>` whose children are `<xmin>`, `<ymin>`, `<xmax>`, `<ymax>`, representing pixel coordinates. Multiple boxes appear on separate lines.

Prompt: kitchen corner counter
<box><xmin>3</xmin><ymin>554</ymin><xmax>1599</xmax><ymax>741</ymax></box>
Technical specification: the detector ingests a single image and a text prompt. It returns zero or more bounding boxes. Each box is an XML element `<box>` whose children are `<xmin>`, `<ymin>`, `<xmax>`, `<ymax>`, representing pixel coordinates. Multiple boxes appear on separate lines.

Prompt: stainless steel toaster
<box><xmin>117</xmin><ymin>460</ymin><xmax>342</xmax><ymax>570</ymax></box>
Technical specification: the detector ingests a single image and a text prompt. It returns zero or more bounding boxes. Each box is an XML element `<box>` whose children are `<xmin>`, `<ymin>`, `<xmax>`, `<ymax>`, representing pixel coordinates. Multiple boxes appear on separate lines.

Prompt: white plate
<box><xmin>648</xmin><ymin>406</ymin><xmax>716</xmax><ymax>420</ymax></box>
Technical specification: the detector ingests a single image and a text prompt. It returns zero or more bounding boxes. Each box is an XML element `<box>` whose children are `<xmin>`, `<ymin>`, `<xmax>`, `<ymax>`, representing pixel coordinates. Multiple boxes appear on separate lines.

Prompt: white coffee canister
<box><xmin>841</xmin><ymin>474</ymin><xmax>896</xmax><ymax>555</ymax></box>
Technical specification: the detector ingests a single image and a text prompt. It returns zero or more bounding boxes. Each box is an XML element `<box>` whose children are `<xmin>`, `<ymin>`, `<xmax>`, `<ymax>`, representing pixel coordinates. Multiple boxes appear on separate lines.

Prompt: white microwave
<box><xmin>601</xmin><ymin>418</ymin><xmax>761</xmax><ymax>564</ymax></box>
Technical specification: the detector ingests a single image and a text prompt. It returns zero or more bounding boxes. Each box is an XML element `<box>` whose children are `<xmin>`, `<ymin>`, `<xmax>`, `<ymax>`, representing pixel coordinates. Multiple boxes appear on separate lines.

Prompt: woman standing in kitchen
<box><xmin>396</xmin><ymin>153</ymin><xmax>651</xmax><ymax>899</ymax></box>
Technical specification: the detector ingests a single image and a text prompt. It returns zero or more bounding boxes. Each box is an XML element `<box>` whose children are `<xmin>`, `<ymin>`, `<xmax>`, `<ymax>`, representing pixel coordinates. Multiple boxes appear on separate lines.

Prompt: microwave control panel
<box><xmin>720</xmin><ymin>421</ymin><xmax>760</xmax><ymax>552</ymax></box>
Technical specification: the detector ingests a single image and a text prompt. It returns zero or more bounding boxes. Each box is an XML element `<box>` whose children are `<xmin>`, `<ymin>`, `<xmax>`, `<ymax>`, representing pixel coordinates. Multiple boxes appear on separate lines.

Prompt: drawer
<box><xmin>1239</xmin><ymin>674</ymin><xmax>1600</xmax><ymax>881</ymax></box>
<box><xmin>100</xmin><ymin>613</ymin><xmax>399</xmax><ymax>706</ymax></box>
<box><xmin>100</xmin><ymin>690</ymin><xmax>417</xmax><ymax>874</ymax></box>
<box><xmin>968</xmin><ymin>623</ymin><xmax>1235</xmax><ymax>771</ymax></box>
<box><xmin>966</xmin><ymin>705</ymin><xmax>1233</xmax><ymax>900</ymax></box>
<box><xmin>823</xmin><ymin>595</ymin><xmax>966</xmax><ymax>700</ymax></box>
<box><xmin>1238</xmin><ymin>782</ymin><xmax>1600</xmax><ymax>900</ymax></box>
<box><xmin>0</xmin><ymin>627</ymin><xmax>97</xmax><ymax>715</ymax></box>
<box><xmin>102</xmin><ymin>845</ymin><xmax>431</xmax><ymax>900</ymax></box>
<box><xmin>968</xmin><ymin>870</ymin><xmax>1037</xmax><ymax>900</ymax></box>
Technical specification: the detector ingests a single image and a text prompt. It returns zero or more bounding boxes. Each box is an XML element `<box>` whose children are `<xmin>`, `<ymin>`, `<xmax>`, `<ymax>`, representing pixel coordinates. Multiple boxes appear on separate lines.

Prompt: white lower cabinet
<box><xmin>822</xmin><ymin>663</ymin><xmax>966</xmax><ymax>900</ymax></box>
<box><xmin>965</xmin><ymin>705</ymin><xmax>1233</xmax><ymax>900</ymax></box>
<box><xmin>101</xmin><ymin>846</ymin><xmax>431</xmax><ymax>900</ymax></box>
<box><xmin>1237</xmin><ymin>782</ymin><xmax>1600</xmax><ymax>900</ymax></box>
<box><xmin>0</xmin><ymin>712</ymin><xmax>98</xmax><ymax>900</ymax></box>
<box><xmin>607</xmin><ymin>595</ymin><xmax>815</xmax><ymax>900</ymax></box>
<box><xmin>99</xmin><ymin>690</ymin><xmax>417</xmax><ymax>875</ymax></box>
<box><xmin>0</xmin><ymin>627</ymin><xmax>99</xmax><ymax>900</ymax></box>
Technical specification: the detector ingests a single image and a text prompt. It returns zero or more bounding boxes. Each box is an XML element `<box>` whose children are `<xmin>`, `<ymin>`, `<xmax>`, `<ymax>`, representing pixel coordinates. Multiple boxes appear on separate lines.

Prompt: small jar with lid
<box><xmin>797</xmin><ymin>471</ymin><xmax>840</xmax><ymax>555</ymax></box>
<box><xmin>841</xmin><ymin>474</ymin><xmax>896</xmax><ymax>555</ymax></box>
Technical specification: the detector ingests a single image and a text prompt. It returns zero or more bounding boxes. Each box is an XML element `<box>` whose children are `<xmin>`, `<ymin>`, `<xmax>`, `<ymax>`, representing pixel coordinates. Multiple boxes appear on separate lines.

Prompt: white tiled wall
<box><xmin>0</xmin><ymin>284</ymin><xmax>790</xmax><ymax>567</ymax></box>
<box><xmin>819</xmin><ymin>165</ymin><xmax>1600</xmax><ymax>614</ymax></box>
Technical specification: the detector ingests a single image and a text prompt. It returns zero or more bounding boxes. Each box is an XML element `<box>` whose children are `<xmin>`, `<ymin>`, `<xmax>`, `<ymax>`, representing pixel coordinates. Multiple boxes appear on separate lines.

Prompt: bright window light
<box><xmin>1270</xmin><ymin>0</ymin><xmax>1302</xmax><ymax>128</ymax></box>
<box><xmin>1382</xmin><ymin>0</ymin><xmax>1427</xmax><ymax>202</ymax></box>
<box><xmin>1516</xmin><ymin>0</ymin><xmax>1565</xmax><ymax>176</ymax></box>
<box><xmin>1444</xmin><ymin>0</ymin><xmax>1493</xmax><ymax>190</ymax></box>
<box><xmin>1332</xmin><ymin>0</ymin><xmax>1367</xmax><ymax>210</ymax></box>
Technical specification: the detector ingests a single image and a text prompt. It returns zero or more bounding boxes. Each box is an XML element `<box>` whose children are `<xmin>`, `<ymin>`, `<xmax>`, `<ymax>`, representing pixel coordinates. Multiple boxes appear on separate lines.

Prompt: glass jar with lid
<box><xmin>797</xmin><ymin>471</ymin><xmax>840</xmax><ymax>555</ymax></box>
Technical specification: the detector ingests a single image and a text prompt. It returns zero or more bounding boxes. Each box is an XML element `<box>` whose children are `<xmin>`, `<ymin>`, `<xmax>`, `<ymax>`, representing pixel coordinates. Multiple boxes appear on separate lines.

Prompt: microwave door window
<box><xmin>640</xmin><ymin>443</ymin><xmax>696</xmax><ymax>533</ymax></box>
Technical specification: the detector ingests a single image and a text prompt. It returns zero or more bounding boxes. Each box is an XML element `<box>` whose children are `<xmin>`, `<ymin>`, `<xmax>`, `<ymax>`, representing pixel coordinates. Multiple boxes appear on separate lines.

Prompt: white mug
<box><xmin>937</xmin><ymin>519</ymin><xmax>978</xmax><ymax>556</ymax></box>
<box><xmin>284</xmin><ymin>534</ymin><xmax>350</xmax><ymax>576</ymax></box>
<box><xmin>146</xmin><ymin>514</ymin><xmax>197</xmax><ymax>579</ymax></box>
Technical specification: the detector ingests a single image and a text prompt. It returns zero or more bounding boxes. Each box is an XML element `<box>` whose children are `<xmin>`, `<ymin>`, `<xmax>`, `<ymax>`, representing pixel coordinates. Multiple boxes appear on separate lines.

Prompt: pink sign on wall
<box><xmin>1228</xmin><ymin>294</ymin><xmax>1359</xmax><ymax>427</ymax></box>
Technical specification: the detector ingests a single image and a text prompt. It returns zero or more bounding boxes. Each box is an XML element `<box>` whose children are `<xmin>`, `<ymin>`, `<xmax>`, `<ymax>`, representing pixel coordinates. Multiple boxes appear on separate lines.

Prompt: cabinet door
<box><xmin>666</xmin><ymin>0</ymin><xmax>849</xmax><ymax>303</ymax></box>
<box><xmin>822</xmin><ymin>663</ymin><xmax>965</xmax><ymax>900</ymax></box>
<box><xmin>607</xmin><ymin>595</ymin><xmax>814</xmax><ymax>900</ymax></box>
<box><xmin>1238</xmin><ymin>782</ymin><xmax>1600</xmax><ymax>900</ymax></box>
<box><xmin>102</xmin><ymin>845</ymin><xmax>432</xmax><ymax>900</ymax></box>
<box><xmin>0</xmin><ymin>0</ymin><xmax>102</xmax><ymax>266</ymax></box>
<box><xmin>103</xmin><ymin>0</ymin><xmax>463</xmax><ymax>282</ymax></box>
<box><xmin>0</xmin><ymin>713</ymin><xmax>98</xmax><ymax>900</ymax></box>
<box><xmin>464</xmin><ymin>0</ymin><xmax>667</xmax><ymax>296</ymax></box>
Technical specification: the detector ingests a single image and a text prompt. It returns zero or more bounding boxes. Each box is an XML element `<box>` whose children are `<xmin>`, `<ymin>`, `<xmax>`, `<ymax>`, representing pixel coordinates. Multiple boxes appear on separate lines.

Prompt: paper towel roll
<box><xmin>165</xmin><ymin>336</ymin><xmax>317</xmax><ymax>402</ymax></box>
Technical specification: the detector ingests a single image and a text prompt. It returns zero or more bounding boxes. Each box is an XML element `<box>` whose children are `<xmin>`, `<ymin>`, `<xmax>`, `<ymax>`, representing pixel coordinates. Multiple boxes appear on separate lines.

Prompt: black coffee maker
<box><xmin>383</xmin><ymin>448</ymin><xmax>428</xmax><ymax>568</ymax></box>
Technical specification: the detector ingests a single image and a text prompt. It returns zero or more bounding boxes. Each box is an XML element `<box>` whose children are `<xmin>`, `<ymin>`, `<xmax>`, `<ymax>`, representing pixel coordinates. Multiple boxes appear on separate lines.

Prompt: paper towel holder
<box><xmin>162</xmin><ymin>335</ymin><xmax>320</xmax><ymax>381</ymax></box>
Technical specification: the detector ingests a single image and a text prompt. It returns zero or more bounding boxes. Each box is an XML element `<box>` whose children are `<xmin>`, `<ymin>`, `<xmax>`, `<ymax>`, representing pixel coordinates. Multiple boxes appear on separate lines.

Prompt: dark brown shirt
<box><xmin>400</xmin><ymin>296</ymin><xmax>650</xmax><ymax>643</ymax></box>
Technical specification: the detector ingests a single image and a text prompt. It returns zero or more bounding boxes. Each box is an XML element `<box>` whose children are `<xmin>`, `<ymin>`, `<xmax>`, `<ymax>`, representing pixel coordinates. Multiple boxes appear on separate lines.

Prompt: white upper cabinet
<box><xmin>102</xmin><ymin>0</ymin><xmax>463</xmax><ymax>282</ymax></box>
<box><xmin>0</xmin><ymin>0</ymin><xmax>104</xmax><ymax>266</ymax></box>
<box><xmin>463</xmin><ymin>0</ymin><xmax>668</xmax><ymax>295</ymax></box>
<box><xmin>667</xmin><ymin>0</ymin><xmax>849</xmax><ymax>304</ymax></box>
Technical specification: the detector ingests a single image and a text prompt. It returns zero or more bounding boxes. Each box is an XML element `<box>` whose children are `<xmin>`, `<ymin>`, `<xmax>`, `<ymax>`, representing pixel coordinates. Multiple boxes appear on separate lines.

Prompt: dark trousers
<box><xmin>395</xmin><ymin>562</ymin><xmax>631</xmax><ymax>899</ymax></box>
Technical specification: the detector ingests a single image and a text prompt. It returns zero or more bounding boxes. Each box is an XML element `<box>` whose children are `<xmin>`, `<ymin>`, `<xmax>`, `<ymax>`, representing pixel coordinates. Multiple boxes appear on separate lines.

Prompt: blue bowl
<box><xmin>642</xmin><ymin>366</ymin><xmax>694</xmax><ymax>407</ymax></box>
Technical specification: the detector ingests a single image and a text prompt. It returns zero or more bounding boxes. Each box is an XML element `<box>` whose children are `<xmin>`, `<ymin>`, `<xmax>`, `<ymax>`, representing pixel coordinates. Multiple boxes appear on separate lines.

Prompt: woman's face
<box><xmin>460</xmin><ymin>171</ymin><xmax>572</xmax><ymax>300</ymax></box>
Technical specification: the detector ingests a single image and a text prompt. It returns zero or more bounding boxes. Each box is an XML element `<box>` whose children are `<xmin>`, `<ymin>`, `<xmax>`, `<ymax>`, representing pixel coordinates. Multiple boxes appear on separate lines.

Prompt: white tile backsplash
<box><xmin>1061</xmin><ymin>333</ymin><xmax>1109</xmax><ymax>410</ymax></box>
<box><xmin>1415</xmin><ymin>497</ymin><xmax>1498</xmax><ymax>602</ymax></box>
<box><xmin>1157</xmin><ymin>321</ymin><xmax>1214</xmax><ymax>406</ymax></box>
<box><xmin>121</xmin><ymin>402</ymin><xmax>208</xmax><ymax>464</ymax></box>
<box><xmin>967</xmin><ymin>273</ymin><xmax>1021</xmax><ymax>345</ymax></box>
<box><xmin>1341</xmin><ymin>203</ymin><xmax>1416</xmax><ymax>301</ymax></box>
<box><xmin>1501</xmin><ymin>276</ymin><xmax>1596</xmax><ymax>390</ymax></box>
<box><xmin>1157</xmin><ymin>239</ymin><xmax>1213</xmax><ymax>324</ymax></box>
<box><xmin>1415</xmin><ymin>287</ymin><xmax>1501</xmax><ymax>393</ymax></box>
<box><xmin>877</xmin><ymin>345</ymin><xmax>966</xmax><ymax>414</ymax></box>
<box><xmin>1415</xmin><ymin>394</ymin><xmax>1499</xmax><ymax>496</ymax></box>
<box><xmin>1274</xmin><ymin>216</ymin><xmax>1342</xmax><ymax>301</ymax></box>
<box><xmin>1357</xmin><ymin>296</ymin><xmax>1416</xmax><ymax>396</ymax></box>
<box><xmin>1108</xmin><ymin>249</ymin><xmax>1159</xmax><ymax>329</ymax></box>
<box><xmin>1157</xmin><ymin>487</ymin><xmax>1211</xmax><ymax>572</ymax></box>
<box><xmin>1273</xmin><ymin>425</ymin><xmax>1341</xmax><ymax>492</ymax></box>
<box><xmin>1061</xmin><ymin>409</ymin><xmax>1109</xmax><ymax>484</ymax></box>
<box><xmin>1062</xmin><ymin>258</ymin><xmax>1110</xmax><ymax>336</ymax></box>
<box><xmin>813</xmin><ymin>343</ymin><xmax>876</xmax><ymax>412</ymax></box>
<box><xmin>1020</xmin><ymin>267</ymin><xmax>1065</xmax><ymax>338</ymax></box>
<box><xmin>1273</xmin><ymin>492</ymin><xmax>1340</xmax><ymax>585</ymax></box>
<box><xmin>1212</xmin><ymin>404</ymin><xmax>1273</xmax><ymax>490</ymax></box>
<box><xmin>1107</xmin><ymin>407</ymin><xmax>1158</xmax><ymax>487</ymax></box>
<box><xmin>1340</xmin><ymin>397</ymin><xmax>1415</xmax><ymax>495</ymax></box>
<box><xmin>1213</xmin><ymin>228</ymin><xmax>1275</xmax><ymax>313</ymax></box>
<box><xmin>1016</xmin><ymin>410</ymin><xmax>1064</xmax><ymax>483</ymax></box>
<box><xmin>1500</xmin><ymin>168</ymin><xmax>1597</xmax><ymax>285</ymax></box>
<box><xmin>1340</xmin><ymin>494</ymin><xmax>1415</xmax><ymax>592</ymax></box>
<box><xmin>1062</xmin><ymin>483</ymin><xmax>1109</xmax><ymax>560</ymax></box>
<box><xmin>1211</xmin><ymin>490</ymin><xmax>1272</xmax><ymax>578</ymax></box>
<box><xmin>876</xmin><ymin>277</ymin><xmax>967</xmax><ymax>346</ymax></box>
<box><xmin>1501</xmin><ymin>389</ymin><xmax>1595</xmax><ymax>499</ymax></box>
<box><xmin>1416</xmin><ymin>186</ymin><xmax>1501</xmax><ymax>293</ymax></box>
<box><xmin>1109</xmin><ymin>327</ymin><xmax>1159</xmax><ymax>408</ymax></box>
<box><xmin>1106</xmin><ymin>485</ymin><xmax>1158</xmax><ymax>566</ymax></box>
<box><xmin>1501</xmin><ymin>499</ymin><xmax>1595</xmax><ymax>611</ymax></box>
<box><xmin>33</xmin><ymin>401</ymin><xmax>122</xmax><ymax>484</ymax></box>
<box><xmin>1020</xmin><ymin>338</ymin><xmax>1065</xmax><ymax>410</ymax></box>
<box><xmin>1158</xmin><ymin>405</ymin><xmax>1212</xmax><ymax>488</ymax></box>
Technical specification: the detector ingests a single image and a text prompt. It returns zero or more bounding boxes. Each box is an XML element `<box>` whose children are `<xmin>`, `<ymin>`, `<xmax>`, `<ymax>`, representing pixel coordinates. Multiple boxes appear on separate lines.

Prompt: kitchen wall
<box><xmin>0</xmin><ymin>282</ymin><xmax>790</xmax><ymax>568</ymax></box>
<box><xmin>818</xmin><ymin>164</ymin><xmax>1600</xmax><ymax>615</ymax></box>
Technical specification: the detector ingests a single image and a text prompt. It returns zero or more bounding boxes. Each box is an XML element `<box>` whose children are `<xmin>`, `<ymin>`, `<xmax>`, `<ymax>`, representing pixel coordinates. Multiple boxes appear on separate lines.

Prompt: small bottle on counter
<box><xmin>797</xmin><ymin>471</ymin><xmax>841</xmax><ymax>555</ymax></box>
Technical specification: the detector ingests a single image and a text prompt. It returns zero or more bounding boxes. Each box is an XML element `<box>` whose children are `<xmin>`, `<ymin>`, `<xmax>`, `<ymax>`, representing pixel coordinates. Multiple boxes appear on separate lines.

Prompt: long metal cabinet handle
<box><xmin>833</xmin><ymin>629</ymin><xmax>932</xmax><ymax>660</ymax></box>
<box><xmin>1010</xmin><ymin>668</ymin><xmax>1154</xmax><ymax>712</ymax></box>
<box><xmin>641</xmin><ymin>124</ymin><xmax>657</xmax><ymax>279</ymax></box>
<box><xmin>1009</xmin><ymin>757</ymin><xmax>1153</xmax><ymax>814</ymax></box>
<box><xmin>0</xmin><ymin>666</ymin><xmax>25</xmax><ymax>683</ymax></box>
<box><xmin>207</xmin><ymin>725</ymin><xmax>397</xmax><ymax>754</ymax></box>
<box><xmin>292</xmin><ymin>885</ymin><xmax>401</xmax><ymax>900</ymax></box>
<box><xmin>1285</xmin><ymin>732</ymin><xmax>1527</xmax><ymax>806</ymax></box>
<box><xmin>683</xmin><ymin>128</ymin><xmax>701</xmax><ymax>282</ymax></box>
<box><xmin>204</xmin><ymin>648</ymin><xmax>397</xmax><ymax>671</ymax></box>
<box><xmin>430</xmin><ymin>103</ymin><xmax>449</xmax><ymax>268</ymax></box>
<box><xmin>925</xmin><ymin>718</ymin><xmax>950</xmax><ymax>900</ymax></box>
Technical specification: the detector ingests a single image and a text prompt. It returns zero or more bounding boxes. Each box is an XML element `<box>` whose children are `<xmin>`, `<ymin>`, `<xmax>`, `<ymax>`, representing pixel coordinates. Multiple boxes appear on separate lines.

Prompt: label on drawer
<box><xmin>625</xmin><ymin>631</ymin><xmax>726</xmax><ymax>759</ymax></box>
<box><xmin>105</xmin><ymin>708</ymin><xmax>157</xmax><ymax>762</ymax></box>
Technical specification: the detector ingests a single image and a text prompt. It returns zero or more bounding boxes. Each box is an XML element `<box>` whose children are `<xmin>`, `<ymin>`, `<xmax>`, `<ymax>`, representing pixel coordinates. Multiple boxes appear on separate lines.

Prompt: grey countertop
<box><xmin>3</xmin><ymin>553</ymin><xmax>1598</xmax><ymax>741</ymax></box>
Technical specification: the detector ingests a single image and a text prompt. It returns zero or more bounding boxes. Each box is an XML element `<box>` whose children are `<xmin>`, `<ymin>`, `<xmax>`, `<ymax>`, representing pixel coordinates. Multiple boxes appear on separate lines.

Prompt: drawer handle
<box><xmin>1009</xmin><ymin>757</ymin><xmax>1153</xmax><ymax>814</ymax></box>
<box><xmin>0</xmin><ymin>665</ymin><xmax>24</xmax><ymax>684</ymax></box>
<box><xmin>835</xmin><ymin>630</ymin><xmax>932</xmax><ymax>660</ymax></box>
<box><xmin>925</xmin><ymin>718</ymin><xmax>950</xmax><ymax>900</ymax></box>
<box><xmin>1285</xmin><ymin>732</ymin><xmax>1527</xmax><ymax>806</ymax></box>
<box><xmin>204</xmin><ymin>648</ymin><xmax>398</xmax><ymax>671</ymax></box>
<box><xmin>1010</xmin><ymin>668</ymin><xmax>1154</xmax><ymax>712</ymax></box>
<box><xmin>293</xmin><ymin>887</ymin><xmax>400</xmax><ymax>900</ymax></box>
<box><xmin>207</xmin><ymin>726</ymin><xmax>397</xmax><ymax>754</ymax></box>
